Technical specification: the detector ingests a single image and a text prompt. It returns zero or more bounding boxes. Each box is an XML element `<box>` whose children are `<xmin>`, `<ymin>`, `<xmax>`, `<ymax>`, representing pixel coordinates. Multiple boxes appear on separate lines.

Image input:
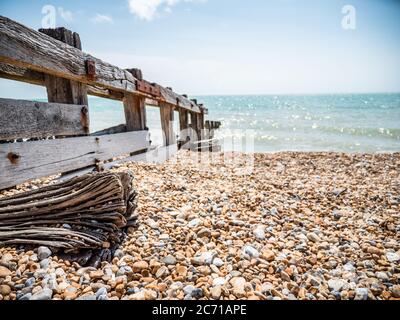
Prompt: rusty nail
<box><xmin>7</xmin><ymin>152</ymin><xmax>20</xmax><ymax>164</ymax></box>
<box><xmin>85</xmin><ymin>59</ymin><xmax>96</xmax><ymax>78</ymax></box>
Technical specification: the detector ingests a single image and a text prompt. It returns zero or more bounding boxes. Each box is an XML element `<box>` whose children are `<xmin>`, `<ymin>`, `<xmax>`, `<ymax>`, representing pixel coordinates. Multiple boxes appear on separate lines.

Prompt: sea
<box><xmin>87</xmin><ymin>93</ymin><xmax>400</xmax><ymax>153</ymax></box>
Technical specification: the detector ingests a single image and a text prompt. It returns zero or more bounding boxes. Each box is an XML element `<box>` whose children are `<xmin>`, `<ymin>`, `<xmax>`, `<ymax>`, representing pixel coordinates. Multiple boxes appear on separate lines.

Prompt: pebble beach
<box><xmin>0</xmin><ymin>151</ymin><xmax>399</xmax><ymax>300</ymax></box>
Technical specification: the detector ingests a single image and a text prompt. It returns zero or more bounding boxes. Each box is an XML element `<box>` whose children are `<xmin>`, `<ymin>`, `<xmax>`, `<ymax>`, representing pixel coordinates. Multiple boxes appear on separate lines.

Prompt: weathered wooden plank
<box><xmin>160</xmin><ymin>103</ymin><xmax>176</xmax><ymax>146</ymax></box>
<box><xmin>0</xmin><ymin>98</ymin><xmax>88</xmax><ymax>140</ymax></box>
<box><xmin>159</xmin><ymin>86</ymin><xmax>200</xmax><ymax>113</ymax></box>
<box><xmin>0</xmin><ymin>131</ymin><xmax>150</xmax><ymax>190</ymax></box>
<box><xmin>0</xmin><ymin>62</ymin><xmax>44</xmax><ymax>86</ymax></box>
<box><xmin>0</xmin><ymin>63</ymin><xmax>165</xmax><ymax>107</ymax></box>
<box><xmin>0</xmin><ymin>16</ymin><xmax>138</xmax><ymax>95</ymax></box>
<box><xmin>0</xmin><ymin>16</ymin><xmax>202</xmax><ymax>113</ymax></box>
<box><xmin>0</xmin><ymin>63</ymin><xmax>124</xmax><ymax>101</ymax></box>
<box><xmin>123</xmin><ymin>93</ymin><xmax>147</xmax><ymax>131</ymax></box>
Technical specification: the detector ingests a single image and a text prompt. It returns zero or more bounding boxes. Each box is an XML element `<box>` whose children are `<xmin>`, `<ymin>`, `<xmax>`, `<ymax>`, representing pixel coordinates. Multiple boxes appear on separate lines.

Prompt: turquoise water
<box><xmin>87</xmin><ymin>93</ymin><xmax>400</xmax><ymax>153</ymax></box>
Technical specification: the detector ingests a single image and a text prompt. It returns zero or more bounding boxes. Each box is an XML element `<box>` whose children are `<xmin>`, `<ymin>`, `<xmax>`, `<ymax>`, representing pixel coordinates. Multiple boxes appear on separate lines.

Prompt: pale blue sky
<box><xmin>0</xmin><ymin>0</ymin><xmax>400</xmax><ymax>97</ymax></box>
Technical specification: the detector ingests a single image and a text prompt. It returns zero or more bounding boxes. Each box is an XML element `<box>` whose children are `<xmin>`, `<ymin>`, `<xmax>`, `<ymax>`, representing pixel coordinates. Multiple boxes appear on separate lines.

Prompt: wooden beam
<box><xmin>0</xmin><ymin>98</ymin><xmax>89</xmax><ymax>140</ymax></box>
<box><xmin>0</xmin><ymin>62</ymin><xmax>44</xmax><ymax>86</ymax></box>
<box><xmin>159</xmin><ymin>86</ymin><xmax>200</xmax><ymax>113</ymax></box>
<box><xmin>123</xmin><ymin>93</ymin><xmax>147</xmax><ymax>131</ymax></box>
<box><xmin>0</xmin><ymin>62</ymin><xmax>126</xmax><ymax>101</ymax></box>
<box><xmin>0</xmin><ymin>16</ymin><xmax>202</xmax><ymax>113</ymax></box>
<box><xmin>0</xmin><ymin>131</ymin><xmax>150</xmax><ymax>190</ymax></box>
<box><xmin>160</xmin><ymin>103</ymin><xmax>175</xmax><ymax>146</ymax></box>
<box><xmin>0</xmin><ymin>16</ymin><xmax>137</xmax><ymax>95</ymax></box>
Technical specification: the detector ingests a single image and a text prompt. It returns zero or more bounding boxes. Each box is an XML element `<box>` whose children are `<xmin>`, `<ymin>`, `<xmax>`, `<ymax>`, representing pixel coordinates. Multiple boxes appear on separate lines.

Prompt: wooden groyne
<box><xmin>0</xmin><ymin>16</ymin><xmax>221</xmax><ymax>190</ymax></box>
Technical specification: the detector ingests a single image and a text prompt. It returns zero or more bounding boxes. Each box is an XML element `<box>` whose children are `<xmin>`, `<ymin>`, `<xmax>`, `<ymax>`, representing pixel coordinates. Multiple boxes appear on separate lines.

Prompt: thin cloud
<box><xmin>127</xmin><ymin>0</ymin><xmax>206</xmax><ymax>21</ymax></box>
<box><xmin>92</xmin><ymin>13</ymin><xmax>114</xmax><ymax>24</ymax></box>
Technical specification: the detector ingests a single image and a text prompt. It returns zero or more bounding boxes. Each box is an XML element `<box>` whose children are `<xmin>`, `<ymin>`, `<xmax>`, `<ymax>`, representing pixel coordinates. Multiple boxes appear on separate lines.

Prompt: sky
<box><xmin>0</xmin><ymin>0</ymin><xmax>400</xmax><ymax>98</ymax></box>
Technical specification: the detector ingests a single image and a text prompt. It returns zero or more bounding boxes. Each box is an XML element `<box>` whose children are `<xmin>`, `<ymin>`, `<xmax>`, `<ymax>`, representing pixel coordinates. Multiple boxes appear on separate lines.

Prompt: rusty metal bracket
<box><xmin>136</xmin><ymin>80</ymin><xmax>161</xmax><ymax>97</ymax></box>
<box><xmin>85</xmin><ymin>59</ymin><xmax>96</xmax><ymax>79</ymax></box>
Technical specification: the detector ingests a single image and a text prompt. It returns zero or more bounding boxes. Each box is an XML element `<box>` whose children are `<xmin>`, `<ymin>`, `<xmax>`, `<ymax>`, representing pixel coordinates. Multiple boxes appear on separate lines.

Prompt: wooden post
<box><xmin>198</xmin><ymin>109</ymin><xmax>205</xmax><ymax>140</ymax></box>
<box><xmin>123</xmin><ymin>93</ymin><xmax>147</xmax><ymax>131</ymax></box>
<box><xmin>39</xmin><ymin>28</ymin><xmax>88</xmax><ymax>107</ymax></box>
<box><xmin>124</xmin><ymin>69</ymin><xmax>147</xmax><ymax>132</ymax></box>
<box><xmin>178</xmin><ymin>109</ymin><xmax>189</xmax><ymax>149</ymax></box>
<box><xmin>190</xmin><ymin>111</ymin><xmax>205</xmax><ymax>141</ymax></box>
<box><xmin>189</xmin><ymin>111</ymin><xmax>198</xmax><ymax>140</ymax></box>
<box><xmin>179</xmin><ymin>108</ymin><xmax>189</xmax><ymax>134</ymax></box>
<box><xmin>160</xmin><ymin>103</ymin><xmax>175</xmax><ymax>146</ymax></box>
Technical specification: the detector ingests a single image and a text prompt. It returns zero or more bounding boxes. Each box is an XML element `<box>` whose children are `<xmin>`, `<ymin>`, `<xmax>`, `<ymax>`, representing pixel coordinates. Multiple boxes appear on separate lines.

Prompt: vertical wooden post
<box><xmin>190</xmin><ymin>111</ymin><xmax>205</xmax><ymax>142</ymax></box>
<box><xmin>179</xmin><ymin>109</ymin><xmax>189</xmax><ymax>132</ymax></box>
<box><xmin>39</xmin><ymin>28</ymin><xmax>88</xmax><ymax>106</ymax></box>
<box><xmin>190</xmin><ymin>111</ymin><xmax>198</xmax><ymax>141</ymax></box>
<box><xmin>198</xmin><ymin>109</ymin><xmax>205</xmax><ymax>140</ymax></box>
<box><xmin>39</xmin><ymin>28</ymin><xmax>89</xmax><ymax>134</ymax></box>
<box><xmin>123</xmin><ymin>94</ymin><xmax>147</xmax><ymax>131</ymax></box>
<box><xmin>160</xmin><ymin>103</ymin><xmax>175</xmax><ymax>146</ymax></box>
<box><xmin>124</xmin><ymin>69</ymin><xmax>147</xmax><ymax>132</ymax></box>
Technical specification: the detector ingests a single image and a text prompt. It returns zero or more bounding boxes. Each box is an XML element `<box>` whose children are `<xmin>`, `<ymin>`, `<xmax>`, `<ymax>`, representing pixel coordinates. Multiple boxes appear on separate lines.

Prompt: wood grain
<box><xmin>0</xmin><ymin>98</ymin><xmax>88</xmax><ymax>140</ymax></box>
<box><xmin>0</xmin><ymin>131</ymin><xmax>150</xmax><ymax>190</ymax></box>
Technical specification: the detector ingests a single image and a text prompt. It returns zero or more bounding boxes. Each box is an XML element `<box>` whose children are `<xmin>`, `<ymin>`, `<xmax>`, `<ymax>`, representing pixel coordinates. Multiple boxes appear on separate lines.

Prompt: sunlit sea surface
<box><xmin>86</xmin><ymin>93</ymin><xmax>400</xmax><ymax>153</ymax></box>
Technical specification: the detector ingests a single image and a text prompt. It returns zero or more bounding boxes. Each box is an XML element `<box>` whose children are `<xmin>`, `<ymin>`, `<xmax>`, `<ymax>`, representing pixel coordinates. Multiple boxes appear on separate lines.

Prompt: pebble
<box><xmin>146</xmin><ymin>219</ymin><xmax>159</xmax><ymax>229</ymax></box>
<box><xmin>391</xmin><ymin>285</ymin><xmax>400</xmax><ymax>298</ymax></box>
<box><xmin>243</xmin><ymin>245</ymin><xmax>260</xmax><ymax>258</ymax></box>
<box><xmin>354</xmin><ymin>288</ymin><xmax>369</xmax><ymax>300</ymax></box>
<box><xmin>213</xmin><ymin>277</ymin><xmax>227</xmax><ymax>286</ymax></box>
<box><xmin>114</xmin><ymin>249</ymin><xmax>125</xmax><ymax>259</ymax></box>
<box><xmin>89</xmin><ymin>270</ymin><xmax>104</xmax><ymax>279</ymax></box>
<box><xmin>210</xmin><ymin>286</ymin><xmax>222</xmax><ymax>299</ymax></box>
<box><xmin>39</xmin><ymin>258</ymin><xmax>50</xmax><ymax>269</ymax></box>
<box><xmin>212</xmin><ymin>258</ymin><xmax>224</xmax><ymax>267</ymax></box>
<box><xmin>386</xmin><ymin>252</ymin><xmax>400</xmax><ymax>262</ymax></box>
<box><xmin>19</xmin><ymin>293</ymin><xmax>32</xmax><ymax>300</ymax></box>
<box><xmin>0</xmin><ymin>284</ymin><xmax>11</xmax><ymax>296</ymax></box>
<box><xmin>197</xmin><ymin>228</ymin><xmax>212</xmax><ymax>238</ymax></box>
<box><xmin>30</xmin><ymin>288</ymin><xmax>53</xmax><ymax>300</ymax></box>
<box><xmin>253</xmin><ymin>225</ymin><xmax>265</xmax><ymax>240</ymax></box>
<box><xmin>307</xmin><ymin>233</ymin><xmax>321</xmax><ymax>243</ymax></box>
<box><xmin>328</xmin><ymin>279</ymin><xmax>347</xmax><ymax>292</ymax></box>
<box><xmin>0</xmin><ymin>266</ymin><xmax>12</xmax><ymax>277</ymax></box>
<box><xmin>188</xmin><ymin>218</ymin><xmax>203</xmax><ymax>228</ymax></box>
<box><xmin>155</xmin><ymin>266</ymin><xmax>168</xmax><ymax>278</ymax></box>
<box><xmin>132</xmin><ymin>261</ymin><xmax>149</xmax><ymax>272</ymax></box>
<box><xmin>37</xmin><ymin>246</ymin><xmax>52</xmax><ymax>261</ymax></box>
<box><xmin>261</xmin><ymin>249</ymin><xmax>275</xmax><ymax>261</ymax></box>
<box><xmin>162</xmin><ymin>255</ymin><xmax>177</xmax><ymax>265</ymax></box>
<box><xmin>230</xmin><ymin>277</ymin><xmax>246</xmax><ymax>298</ymax></box>
<box><xmin>95</xmin><ymin>287</ymin><xmax>108</xmax><ymax>299</ymax></box>
<box><xmin>191</xmin><ymin>252</ymin><xmax>215</xmax><ymax>265</ymax></box>
<box><xmin>25</xmin><ymin>277</ymin><xmax>36</xmax><ymax>287</ymax></box>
